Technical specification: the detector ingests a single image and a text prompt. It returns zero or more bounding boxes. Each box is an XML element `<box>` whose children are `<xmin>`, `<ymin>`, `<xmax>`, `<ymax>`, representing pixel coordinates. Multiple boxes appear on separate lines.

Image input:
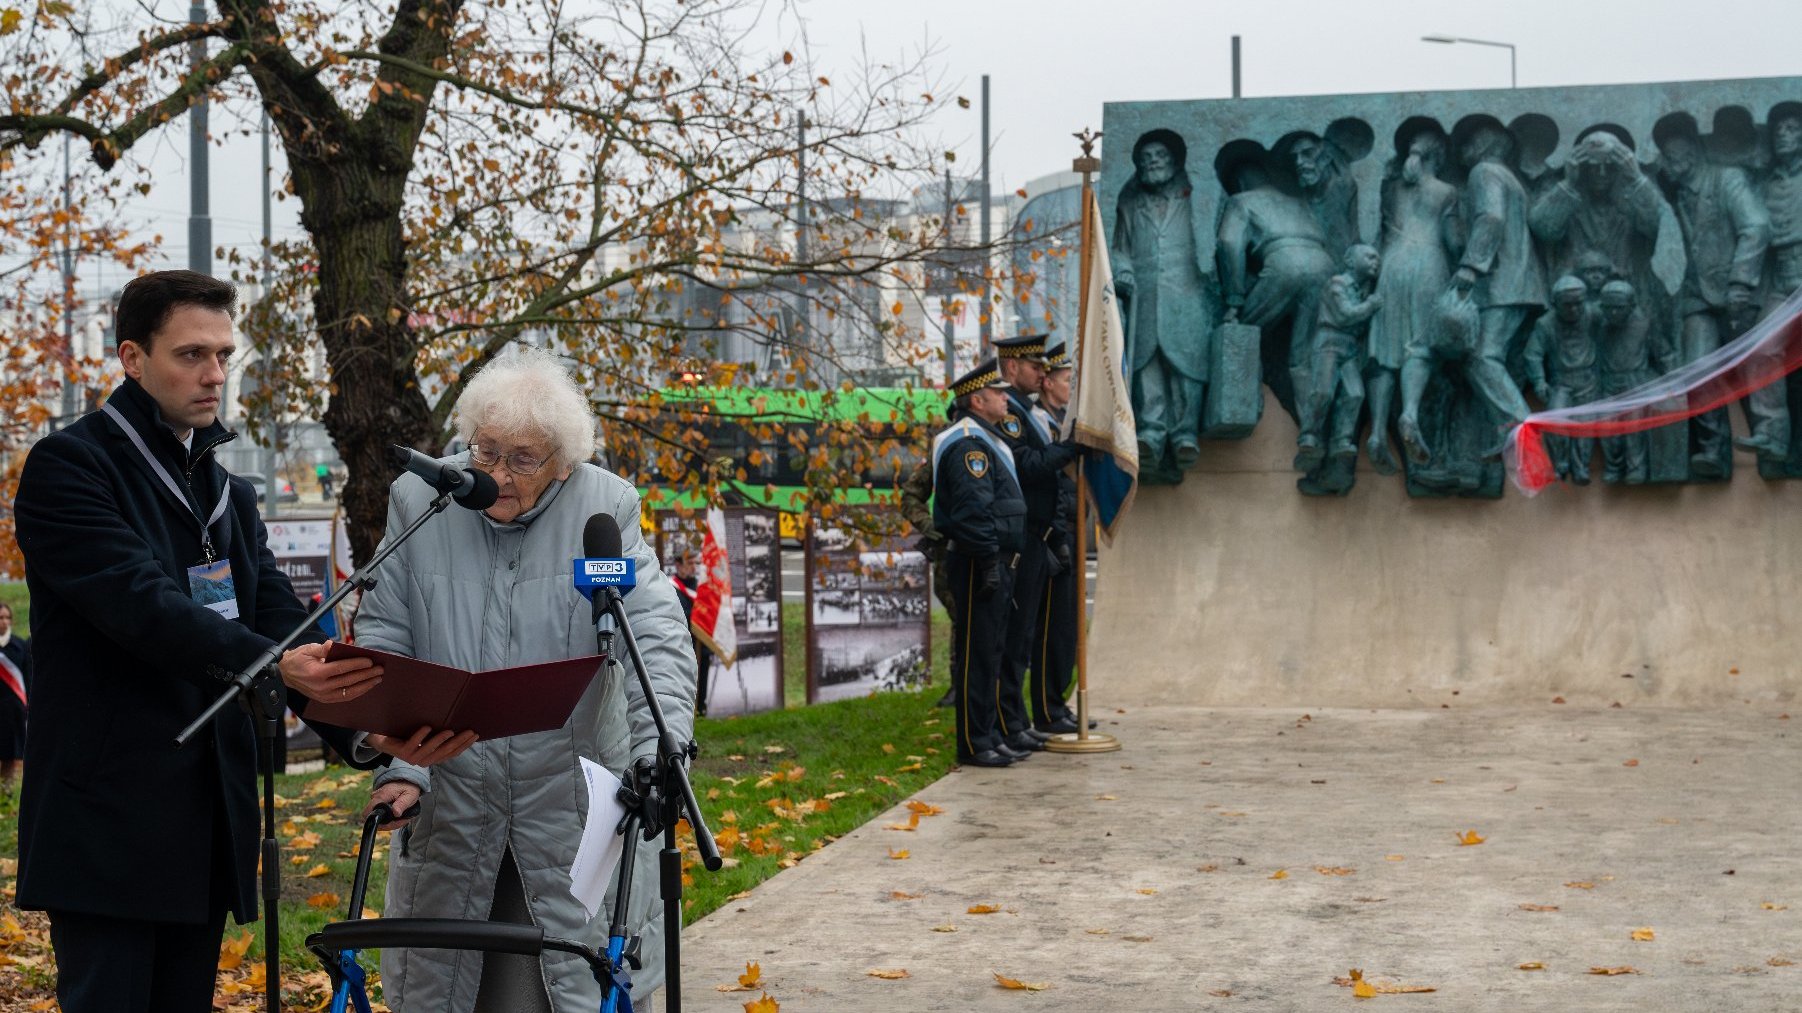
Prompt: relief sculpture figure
<box><xmin>1112</xmin><ymin>128</ymin><xmax>1214</xmax><ymax>479</ymax></box>
<box><xmin>1654</xmin><ymin>111</ymin><xmax>1785</xmax><ymax>477</ymax></box>
<box><xmin>1295</xmin><ymin>244</ymin><xmax>1381</xmax><ymax>495</ymax></box>
<box><xmin>1757</xmin><ymin>101</ymin><xmax>1802</xmax><ymax>478</ymax></box>
<box><xmin>1522</xmin><ymin>276</ymin><xmax>1602</xmax><ymax>484</ymax></box>
<box><xmin>1367</xmin><ymin>118</ymin><xmax>1459</xmax><ymax>474</ymax></box>
<box><xmin>1214</xmin><ymin>139</ymin><xmax>1337</xmax><ymax>437</ymax></box>
<box><xmin>1399</xmin><ymin>114</ymin><xmax>1540</xmax><ymax>464</ymax></box>
<box><xmin>1595</xmin><ymin>280</ymin><xmax>1671</xmax><ymax>484</ymax></box>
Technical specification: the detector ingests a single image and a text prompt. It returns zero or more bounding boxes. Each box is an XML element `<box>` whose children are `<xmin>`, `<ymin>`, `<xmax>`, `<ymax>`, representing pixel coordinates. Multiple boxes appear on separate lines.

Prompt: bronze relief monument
<box><xmin>1100</xmin><ymin>77</ymin><xmax>1802</xmax><ymax>496</ymax></box>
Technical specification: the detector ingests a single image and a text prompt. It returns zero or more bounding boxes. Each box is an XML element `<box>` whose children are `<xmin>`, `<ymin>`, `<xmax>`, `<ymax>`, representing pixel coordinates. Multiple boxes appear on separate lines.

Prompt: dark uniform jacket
<box><xmin>13</xmin><ymin>377</ymin><xmax>369</xmax><ymax>926</ymax></box>
<box><xmin>998</xmin><ymin>390</ymin><xmax>1079</xmax><ymax>543</ymax></box>
<box><xmin>930</xmin><ymin>417</ymin><xmax>1026</xmax><ymax>559</ymax></box>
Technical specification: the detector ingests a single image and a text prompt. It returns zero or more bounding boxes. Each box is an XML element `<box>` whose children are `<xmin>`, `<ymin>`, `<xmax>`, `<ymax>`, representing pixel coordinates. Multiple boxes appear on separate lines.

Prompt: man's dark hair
<box><xmin>114</xmin><ymin>270</ymin><xmax>236</xmax><ymax>353</ymax></box>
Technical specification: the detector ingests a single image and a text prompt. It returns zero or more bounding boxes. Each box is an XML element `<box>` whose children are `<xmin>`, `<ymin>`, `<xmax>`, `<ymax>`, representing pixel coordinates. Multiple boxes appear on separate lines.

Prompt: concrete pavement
<box><xmin>682</xmin><ymin>704</ymin><xmax>1802</xmax><ymax>1011</ymax></box>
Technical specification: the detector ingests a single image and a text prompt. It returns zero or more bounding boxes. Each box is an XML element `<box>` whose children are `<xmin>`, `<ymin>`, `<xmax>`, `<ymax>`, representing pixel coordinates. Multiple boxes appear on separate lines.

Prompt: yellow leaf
<box><xmin>890</xmin><ymin>890</ymin><xmax>921</xmax><ymax>900</ymax></box>
<box><xmin>305</xmin><ymin>864</ymin><xmax>332</xmax><ymax>878</ymax></box>
<box><xmin>306</xmin><ymin>892</ymin><xmax>341</xmax><ymax>909</ymax></box>
<box><xmin>993</xmin><ymin>972</ymin><xmax>1049</xmax><ymax>991</ymax></box>
<box><xmin>1565</xmin><ymin>881</ymin><xmax>1596</xmax><ymax>889</ymax></box>
<box><xmin>738</xmin><ymin>961</ymin><xmax>762</xmax><ymax>988</ymax></box>
<box><xmin>1086</xmin><ymin>928</ymin><xmax>1110</xmax><ymax>935</ymax></box>
<box><xmin>743</xmin><ymin>993</ymin><xmax>780</xmax><ymax>1013</ymax></box>
<box><xmin>1136</xmin><ymin>888</ymin><xmax>1158</xmax><ymax>895</ymax></box>
<box><xmin>1375</xmin><ymin>984</ymin><xmax>1437</xmax><ymax>994</ymax></box>
<box><xmin>1762</xmin><ymin>902</ymin><xmax>1789</xmax><ymax>911</ymax></box>
<box><xmin>1770</xmin><ymin>957</ymin><xmax>1796</xmax><ymax>967</ymax></box>
<box><xmin>1587</xmin><ymin>966</ymin><xmax>1640</xmax><ymax>975</ymax></box>
<box><xmin>1518</xmin><ymin>962</ymin><xmax>1546</xmax><ymax>970</ymax></box>
<box><xmin>1353</xmin><ymin>978</ymin><xmax>1377</xmax><ymax>998</ymax></box>
<box><xmin>1314</xmin><ymin>866</ymin><xmax>1356</xmax><ymax>876</ymax></box>
<box><xmin>0</xmin><ymin>9</ymin><xmax>22</xmax><ymax>35</ymax></box>
<box><xmin>881</xmin><ymin>743</ymin><xmax>895</xmax><ymax>754</ymax></box>
<box><xmin>887</xmin><ymin>848</ymin><xmax>910</xmax><ymax>860</ymax></box>
<box><xmin>967</xmin><ymin>904</ymin><xmax>1002</xmax><ymax>914</ymax></box>
<box><xmin>1269</xmin><ymin>869</ymin><xmax>1289</xmax><ymax>880</ymax></box>
<box><xmin>896</xmin><ymin>762</ymin><xmax>923</xmax><ymax>773</ymax></box>
<box><xmin>904</xmin><ymin>800</ymin><xmax>944</xmax><ymax>816</ymax></box>
<box><xmin>867</xmin><ymin>968</ymin><xmax>910</xmax><ymax>979</ymax></box>
<box><xmin>1096</xmin><ymin>794</ymin><xmax>1118</xmax><ymax>801</ymax></box>
<box><xmin>1456</xmin><ymin>830</ymin><xmax>1485</xmax><ymax>846</ymax></box>
<box><xmin>1385</xmin><ymin>855</ymin><xmax>1405</xmax><ymax>862</ymax></box>
<box><xmin>315</xmin><ymin>797</ymin><xmax>337</xmax><ymax>809</ymax></box>
<box><xmin>218</xmin><ymin>931</ymin><xmax>253</xmax><ymax>970</ymax></box>
<box><xmin>1630</xmin><ymin>927</ymin><xmax>1655</xmax><ymax>942</ymax></box>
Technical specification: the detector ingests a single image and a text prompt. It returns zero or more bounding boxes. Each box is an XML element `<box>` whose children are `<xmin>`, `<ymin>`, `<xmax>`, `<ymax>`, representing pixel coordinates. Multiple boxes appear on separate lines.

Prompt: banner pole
<box><xmin>1047</xmin><ymin>128</ymin><xmax>1119</xmax><ymax>755</ymax></box>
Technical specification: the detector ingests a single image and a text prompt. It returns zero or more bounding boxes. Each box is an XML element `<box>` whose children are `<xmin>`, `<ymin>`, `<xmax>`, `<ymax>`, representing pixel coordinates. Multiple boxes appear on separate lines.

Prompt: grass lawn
<box><xmin>0</xmin><ymin>601</ymin><xmax>954</xmax><ymax>1009</ymax></box>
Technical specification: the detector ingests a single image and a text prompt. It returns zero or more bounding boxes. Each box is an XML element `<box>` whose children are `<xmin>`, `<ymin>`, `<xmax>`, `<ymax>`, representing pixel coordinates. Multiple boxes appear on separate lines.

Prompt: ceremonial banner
<box><xmin>690</xmin><ymin>507</ymin><xmax>738</xmax><ymax>666</ymax></box>
<box><xmin>1506</xmin><ymin>289</ymin><xmax>1802</xmax><ymax>495</ymax></box>
<box><xmin>1064</xmin><ymin>188</ymin><xmax>1140</xmax><ymax>541</ymax></box>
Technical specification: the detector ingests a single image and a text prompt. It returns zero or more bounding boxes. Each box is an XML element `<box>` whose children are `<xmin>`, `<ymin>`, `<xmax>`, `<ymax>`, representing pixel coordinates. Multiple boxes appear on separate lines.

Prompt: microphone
<box><xmin>577</xmin><ymin>513</ymin><xmax>637</xmax><ymax>651</ymax></box>
<box><xmin>388</xmin><ymin>445</ymin><xmax>500</xmax><ymax>510</ymax></box>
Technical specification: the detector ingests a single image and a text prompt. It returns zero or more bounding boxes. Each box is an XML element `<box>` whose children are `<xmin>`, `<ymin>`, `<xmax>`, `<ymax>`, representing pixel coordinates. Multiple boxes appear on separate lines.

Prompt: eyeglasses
<box><xmin>469</xmin><ymin>444</ymin><xmax>548</xmax><ymax>476</ymax></box>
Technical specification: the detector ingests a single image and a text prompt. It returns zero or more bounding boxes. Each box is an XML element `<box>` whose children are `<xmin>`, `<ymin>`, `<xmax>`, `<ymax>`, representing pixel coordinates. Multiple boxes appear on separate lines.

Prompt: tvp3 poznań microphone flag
<box><xmin>1062</xmin><ymin>187</ymin><xmax>1139</xmax><ymax>543</ymax></box>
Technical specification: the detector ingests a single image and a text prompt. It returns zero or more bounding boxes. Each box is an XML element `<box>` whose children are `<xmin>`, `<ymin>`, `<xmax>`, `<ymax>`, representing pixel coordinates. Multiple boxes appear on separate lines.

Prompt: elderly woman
<box><xmin>358</xmin><ymin>349</ymin><xmax>696</xmax><ymax>1013</ymax></box>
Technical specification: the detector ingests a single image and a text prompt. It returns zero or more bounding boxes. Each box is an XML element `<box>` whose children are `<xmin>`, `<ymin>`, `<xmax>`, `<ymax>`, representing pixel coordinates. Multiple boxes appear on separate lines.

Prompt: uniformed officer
<box><xmin>1028</xmin><ymin>343</ymin><xmax>1081</xmax><ymax>734</ymax></box>
<box><xmin>992</xmin><ymin>334</ymin><xmax>1080</xmax><ymax>754</ymax></box>
<box><xmin>933</xmin><ymin>359</ymin><xmax>1028</xmax><ymax>768</ymax></box>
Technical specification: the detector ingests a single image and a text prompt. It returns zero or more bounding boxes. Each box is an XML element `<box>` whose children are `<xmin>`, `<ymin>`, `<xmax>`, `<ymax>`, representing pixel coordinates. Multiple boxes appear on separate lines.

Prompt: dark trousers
<box><xmin>998</xmin><ymin>542</ymin><xmax>1048</xmax><ymax>739</ymax></box>
<box><xmin>947</xmin><ymin>551</ymin><xmax>1010</xmax><ymax>759</ymax></box>
<box><xmin>1029</xmin><ymin>556</ymin><xmax>1078</xmax><ymax>728</ymax></box>
<box><xmin>49</xmin><ymin>907</ymin><xmax>227</xmax><ymax>1013</ymax></box>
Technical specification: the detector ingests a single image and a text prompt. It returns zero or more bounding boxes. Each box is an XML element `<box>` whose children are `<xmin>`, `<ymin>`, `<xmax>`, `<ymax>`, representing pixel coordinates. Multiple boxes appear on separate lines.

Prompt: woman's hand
<box><xmin>367</xmin><ymin>725</ymin><xmax>479</xmax><ymax>767</ymax></box>
<box><xmin>365</xmin><ymin>781</ymin><xmax>422</xmax><ymax>831</ymax></box>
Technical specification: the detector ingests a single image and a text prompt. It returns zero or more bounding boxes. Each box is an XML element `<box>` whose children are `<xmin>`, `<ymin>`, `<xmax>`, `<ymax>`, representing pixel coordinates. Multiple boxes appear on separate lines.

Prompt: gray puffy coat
<box><xmin>357</xmin><ymin>459</ymin><xmax>696</xmax><ymax>1012</ymax></box>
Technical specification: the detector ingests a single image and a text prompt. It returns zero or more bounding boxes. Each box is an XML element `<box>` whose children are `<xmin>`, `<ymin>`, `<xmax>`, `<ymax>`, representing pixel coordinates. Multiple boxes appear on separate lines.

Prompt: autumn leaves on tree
<box><xmin>1</xmin><ymin>0</ymin><xmax>1016</xmax><ymax>559</ymax></box>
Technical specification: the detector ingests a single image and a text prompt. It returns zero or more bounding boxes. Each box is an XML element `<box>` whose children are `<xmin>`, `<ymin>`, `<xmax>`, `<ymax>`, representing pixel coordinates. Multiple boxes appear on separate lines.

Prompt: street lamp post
<box><xmin>1421</xmin><ymin>34</ymin><xmax>1516</xmax><ymax>89</ymax></box>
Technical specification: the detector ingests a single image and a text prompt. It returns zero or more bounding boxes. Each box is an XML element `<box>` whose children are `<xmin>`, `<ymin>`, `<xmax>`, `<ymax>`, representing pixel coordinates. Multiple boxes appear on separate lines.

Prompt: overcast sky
<box><xmin>118</xmin><ymin>0</ymin><xmax>1802</xmax><ymax>277</ymax></box>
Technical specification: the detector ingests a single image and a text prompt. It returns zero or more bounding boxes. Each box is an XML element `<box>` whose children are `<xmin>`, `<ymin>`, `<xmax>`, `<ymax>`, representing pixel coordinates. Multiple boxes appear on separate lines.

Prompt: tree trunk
<box><xmin>296</xmin><ymin>164</ymin><xmax>433</xmax><ymax>564</ymax></box>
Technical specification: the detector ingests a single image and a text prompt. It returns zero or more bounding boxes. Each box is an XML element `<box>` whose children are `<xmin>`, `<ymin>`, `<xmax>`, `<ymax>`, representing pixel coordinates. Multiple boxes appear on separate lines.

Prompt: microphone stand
<box><xmin>173</xmin><ymin>487</ymin><xmax>458</xmax><ymax>1013</ymax></box>
<box><xmin>595</xmin><ymin>585</ymin><xmax>722</xmax><ymax>1013</ymax></box>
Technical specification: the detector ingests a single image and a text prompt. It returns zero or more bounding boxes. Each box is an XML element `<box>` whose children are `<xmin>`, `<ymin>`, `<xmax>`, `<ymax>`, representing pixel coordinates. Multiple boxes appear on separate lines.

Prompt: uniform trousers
<box><xmin>947</xmin><ymin>550</ymin><xmax>1011</xmax><ymax>759</ymax></box>
<box><xmin>1028</xmin><ymin>554</ymin><xmax>1078</xmax><ymax>729</ymax></box>
<box><xmin>998</xmin><ymin>542</ymin><xmax>1048</xmax><ymax>740</ymax></box>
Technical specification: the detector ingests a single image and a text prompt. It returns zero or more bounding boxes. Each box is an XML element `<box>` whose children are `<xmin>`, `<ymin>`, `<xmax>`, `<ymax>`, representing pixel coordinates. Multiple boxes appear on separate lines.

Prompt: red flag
<box><xmin>689</xmin><ymin>508</ymin><xmax>738</xmax><ymax>666</ymax></box>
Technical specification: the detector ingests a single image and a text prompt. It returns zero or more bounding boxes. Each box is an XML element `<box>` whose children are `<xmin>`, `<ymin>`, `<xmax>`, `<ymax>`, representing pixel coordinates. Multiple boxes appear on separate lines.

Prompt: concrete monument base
<box><xmin>1090</xmin><ymin>392</ymin><xmax>1802</xmax><ymax>708</ymax></box>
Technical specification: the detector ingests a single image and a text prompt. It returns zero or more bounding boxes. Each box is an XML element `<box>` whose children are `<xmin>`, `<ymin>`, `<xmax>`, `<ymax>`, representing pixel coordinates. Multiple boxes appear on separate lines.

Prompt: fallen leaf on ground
<box><xmin>1552</xmin><ymin>696</ymin><xmax>1566</xmax><ymax>703</ymax></box>
<box><xmin>890</xmin><ymin>890</ymin><xmax>921</xmax><ymax>900</ymax></box>
<box><xmin>743</xmin><ymin>993</ymin><xmax>779</xmax><ymax>1013</ymax></box>
<box><xmin>1315</xmin><ymin>866</ymin><xmax>1355</xmax><ymax>876</ymax></box>
<box><xmin>1385</xmin><ymin>855</ymin><xmax>1405</xmax><ymax>862</ymax></box>
<box><xmin>905</xmin><ymin>800</ymin><xmax>944</xmax><ymax>816</ymax></box>
<box><xmin>1456</xmin><ymin>830</ymin><xmax>1485</xmax><ymax>846</ymax></box>
<box><xmin>305</xmin><ymin>864</ymin><xmax>332</xmax><ymax>878</ymax></box>
<box><xmin>1518</xmin><ymin>904</ymin><xmax>1560</xmax><ymax>912</ymax></box>
<box><xmin>1198</xmin><ymin>864</ymin><xmax>1219</xmax><ymax>872</ymax></box>
<box><xmin>1566</xmin><ymin>881</ymin><xmax>1595</xmax><ymax>890</ymax></box>
<box><xmin>1631</xmin><ymin>928</ymin><xmax>1655</xmax><ymax>942</ymax></box>
<box><xmin>896</xmin><ymin>762</ymin><xmax>923</xmax><ymax>773</ymax></box>
<box><xmin>1085</xmin><ymin>928</ymin><xmax>1109</xmax><ymax>935</ymax></box>
<box><xmin>1210</xmin><ymin>989</ymin><xmax>1233</xmax><ymax>997</ymax></box>
<box><xmin>1588</xmin><ymin>966</ymin><xmax>1640</xmax><ymax>975</ymax></box>
<box><xmin>218</xmin><ymin>932</ymin><xmax>253</xmax><ymax>971</ymax></box>
<box><xmin>1762</xmin><ymin>903</ymin><xmax>1788</xmax><ymax>911</ymax></box>
<box><xmin>1096</xmin><ymin>794</ymin><xmax>1117</xmax><ymax>801</ymax></box>
<box><xmin>1137</xmin><ymin>887</ymin><xmax>1158</xmax><ymax>895</ymax></box>
<box><xmin>1269</xmin><ymin>869</ymin><xmax>1288</xmax><ymax>880</ymax></box>
<box><xmin>885</xmin><ymin>812</ymin><xmax>921</xmax><ymax>832</ymax></box>
<box><xmin>306</xmin><ymin>893</ymin><xmax>340</xmax><ymax>909</ymax></box>
<box><xmin>887</xmin><ymin>849</ymin><xmax>909</xmax><ymax>860</ymax></box>
<box><xmin>1769</xmin><ymin>957</ymin><xmax>1795</xmax><ymax>967</ymax></box>
<box><xmin>1623</xmin><ymin>758</ymin><xmax>1640</xmax><ymax>767</ymax></box>
<box><xmin>993</xmin><ymin>973</ymin><xmax>1049</xmax><ymax>991</ymax></box>
<box><xmin>1121</xmin><ymin>935</ymin><xmax>1154</xmax><ymax>943</ymax></box>
<box><xmin>1517</xmin><ymin>962</ymin><xmax>1546</xmax><ymax>971</ymax></box>
<box><xmin>967</xmin><ymin>904</ymin><xmax>1001</xmax><ymax>914</ymax></box>
<box><xmin>867</xmin><ymin>968</ymin><xmax>909</xmax><ymax>979</ymax></box>
<box><xmin>932</xmin><ymin>924</ymin><xmax>957</xmax><ymax>933</ymax></box>
<box><xmin>738</xmin><ymin>961</ymin><xmax>762</xmax><ymax>988</ymax></box>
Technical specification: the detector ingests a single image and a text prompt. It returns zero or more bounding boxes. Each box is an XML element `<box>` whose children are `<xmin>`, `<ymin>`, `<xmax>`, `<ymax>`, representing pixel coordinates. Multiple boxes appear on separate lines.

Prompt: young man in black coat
<box><xmin>12</xmin><ymin>271</ymin><xmax>469</xmax><ymax>1013</ymax></box>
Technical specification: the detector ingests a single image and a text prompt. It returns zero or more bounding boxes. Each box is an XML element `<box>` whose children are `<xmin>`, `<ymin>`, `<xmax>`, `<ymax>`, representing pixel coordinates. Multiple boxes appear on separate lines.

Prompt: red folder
<box><xmin>303</xmin><ymin>643</ymin><xmax>604</xmax><ymax>740</ymax></box>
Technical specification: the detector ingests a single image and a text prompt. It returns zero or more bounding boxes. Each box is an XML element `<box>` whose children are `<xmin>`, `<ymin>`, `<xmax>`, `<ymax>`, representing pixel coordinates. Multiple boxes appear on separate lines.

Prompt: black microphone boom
<box><xmin>388</xmin><ymin>445</ymin><xmax>499</xmax><ymax>510</ymax></box>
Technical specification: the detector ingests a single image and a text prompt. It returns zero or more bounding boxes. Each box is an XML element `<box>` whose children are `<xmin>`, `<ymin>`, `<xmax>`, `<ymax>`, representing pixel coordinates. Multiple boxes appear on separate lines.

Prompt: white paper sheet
<box><xmin>568</xmin><ymin>757</ymin><xmax>628</xmax><ymax>920</ymax></box>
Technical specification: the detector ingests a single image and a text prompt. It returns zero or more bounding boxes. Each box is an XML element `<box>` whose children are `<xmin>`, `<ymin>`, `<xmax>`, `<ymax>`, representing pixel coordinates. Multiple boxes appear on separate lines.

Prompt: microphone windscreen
<box><xmin>457</xmin><ymin>468</ymin><xmax>501</xmax><ymax>510</ymax></box>
<box><xmin>584</xmin><ymin>512</ymin><xmax>624</xmax><ymax>559</ymax></box>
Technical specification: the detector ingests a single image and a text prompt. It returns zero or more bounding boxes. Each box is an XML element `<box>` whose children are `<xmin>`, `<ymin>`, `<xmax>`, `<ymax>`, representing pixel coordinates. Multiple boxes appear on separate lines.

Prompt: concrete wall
<box><xmin>1089</xmin><ymin>392</ymin><xmax>1802</xmax><ymax>708</ymax></box>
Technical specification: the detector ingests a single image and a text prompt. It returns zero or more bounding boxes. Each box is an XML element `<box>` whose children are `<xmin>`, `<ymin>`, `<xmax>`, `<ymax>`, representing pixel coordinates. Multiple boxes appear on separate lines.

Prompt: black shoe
<box><xmin>1005</xmin><ymin>732</ymin><xmax>1046</xmax><ymax>752</ymax></box>
<box><xmin>1022</xmin><ymin>727</ymin><xmax>1053</xmax><ymax>743</ymax></box>
<box><xmin>1089</xmin><ymin>719</ymin><xmax>1099</xmax><ymax>730</ymax></box>
<box><xmin>1043</xmin><ymin>716</ymin><xmax>1080</xmax><ymax>735</ymax></box>
<box><xmin>995</xmin><ymin>742</ymin><xmax>1032</xmax><ymax>760</ymax></box>
<box><xmin>959</xmin><ymin>749</ymin><xmax>1013</xmax><ymax>768</ymax></box>
<box><xmin>934</xmin><ymin>689</ymin><xmax>956</xmax><ymax>708</ymax></box>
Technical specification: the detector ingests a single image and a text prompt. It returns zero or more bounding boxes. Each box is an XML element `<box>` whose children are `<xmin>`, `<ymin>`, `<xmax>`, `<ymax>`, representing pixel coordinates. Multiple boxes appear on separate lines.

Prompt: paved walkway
<box><xmin>682</xmin><ymin>705</ymin><xmax>1802</xmax><ymax>1011</ymax></box>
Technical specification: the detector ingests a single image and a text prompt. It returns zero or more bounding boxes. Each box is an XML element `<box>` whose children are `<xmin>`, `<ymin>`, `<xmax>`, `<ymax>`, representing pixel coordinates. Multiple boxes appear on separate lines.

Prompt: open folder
<box><xmin>302</xmin><ymin>643</ymin><xmax>604</xmax><ymax>740</ymax></box>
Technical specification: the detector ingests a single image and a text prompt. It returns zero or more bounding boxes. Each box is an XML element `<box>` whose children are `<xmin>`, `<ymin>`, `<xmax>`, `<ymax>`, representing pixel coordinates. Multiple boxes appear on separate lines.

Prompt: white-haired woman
<box><xmin>357</xmin><ymin>349</ymin><xmax>696</xmax><ymax>1013</ymax></box>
